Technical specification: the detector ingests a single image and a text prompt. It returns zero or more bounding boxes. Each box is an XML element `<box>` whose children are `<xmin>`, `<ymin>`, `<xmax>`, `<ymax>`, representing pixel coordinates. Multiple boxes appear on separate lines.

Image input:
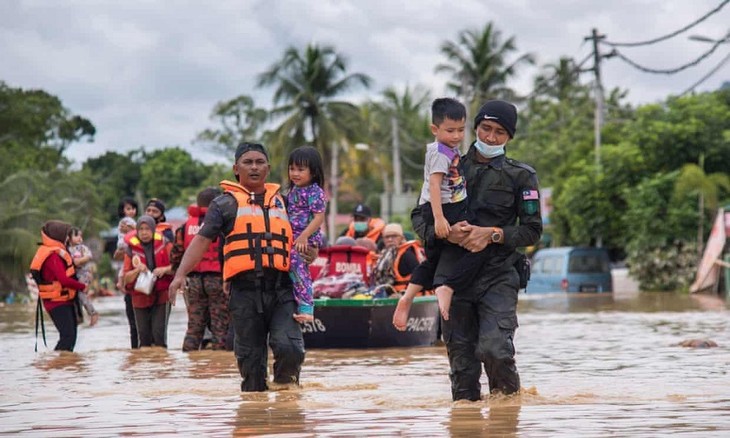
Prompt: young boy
<box><xmin>393</xmin><ymin>97</ymin><xmax>484</xmax><ymax>327</ymax></box>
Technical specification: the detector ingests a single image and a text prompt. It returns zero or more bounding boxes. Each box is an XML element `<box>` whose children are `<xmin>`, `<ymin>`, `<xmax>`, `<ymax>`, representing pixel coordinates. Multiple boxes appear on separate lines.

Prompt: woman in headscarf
<box><xmin>122</xmin><ymin>215</ymin><xmax>174</xmax><ymax>347</ymax></box>
<box><xmin>29</xmin><ymin>220</ymin><xmax>87</xmax><ymax>351</ymax></box>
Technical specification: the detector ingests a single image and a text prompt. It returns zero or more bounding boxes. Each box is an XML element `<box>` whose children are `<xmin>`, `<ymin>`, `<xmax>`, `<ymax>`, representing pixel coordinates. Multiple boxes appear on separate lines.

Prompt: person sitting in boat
<box><xmin>370</xmin><ymin>223</ymin><xmax>426</xmax><ymax>297</ymax></box>
<box><xmin>339</xmin><ymin>203</ymin><xmax>386</xmax><ymax>250</ymax></box>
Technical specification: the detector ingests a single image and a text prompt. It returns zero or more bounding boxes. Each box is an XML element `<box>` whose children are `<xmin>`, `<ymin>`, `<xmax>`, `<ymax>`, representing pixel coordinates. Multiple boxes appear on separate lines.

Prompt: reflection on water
<box><xmin>0</xmin><ymin>291</ymin><xmax>728</xmax><ymax>436</ymax></box>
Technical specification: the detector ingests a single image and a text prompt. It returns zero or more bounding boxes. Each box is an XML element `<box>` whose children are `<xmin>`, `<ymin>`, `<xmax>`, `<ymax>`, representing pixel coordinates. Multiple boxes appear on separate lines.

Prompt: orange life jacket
<box><xmin>392</xmin><ymin>240</ymin><xmax>428</xmax><ymax>293</ymax></box>
<box><xmin>125</xmin><ymin>231</ymin><xmax>173</xmax><ymax>306</ymax></box>
<box><xmin>29</xmin><ymin>231</ymin><xmax>77</xmax><ymax>302</ymax></box>
<box><xmin>156</xmin><ymin>222</ymin><xmax>172</xmax><ymax>235</ymax></box>
<box><xmin>219</xmin><ymin>180</ymin><xmax>292</xmax><ymax>281</ymax></box>
<box><xmin>183</xmin><ymin>205</ymin><xmax>221</xmax><ymax>273</ymax></box>
<box><xmin>345</xmin><ymin>217</ymin><xmax>386</xmax><ymax>242</ymax></box>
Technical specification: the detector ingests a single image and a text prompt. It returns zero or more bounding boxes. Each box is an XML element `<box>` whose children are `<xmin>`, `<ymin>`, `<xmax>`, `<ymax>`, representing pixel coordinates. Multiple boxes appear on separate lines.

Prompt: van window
<box><xmin>544</xmin><ymin>256</ymin><xmax>563</xmax><ymax>274</ymax></box>
<box><xmin>568</xmin><ymin>253</ymin><xmax>610</xmax><ymax>273</ymax></box>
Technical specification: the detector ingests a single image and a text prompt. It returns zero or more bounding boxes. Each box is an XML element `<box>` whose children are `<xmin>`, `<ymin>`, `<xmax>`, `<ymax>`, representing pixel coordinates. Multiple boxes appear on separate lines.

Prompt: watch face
<box><xmin>492</xmin><ymin>232</ymin><xmax>502</xmax><ymax>243</ymax></box>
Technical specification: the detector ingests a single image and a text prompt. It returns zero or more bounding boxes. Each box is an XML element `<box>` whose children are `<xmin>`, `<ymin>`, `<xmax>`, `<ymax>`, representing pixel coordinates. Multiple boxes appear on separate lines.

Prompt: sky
<box><xmin>2</xmin><ymin>0</ymin><xmax>729</xmax><ymax>166</ymax></box>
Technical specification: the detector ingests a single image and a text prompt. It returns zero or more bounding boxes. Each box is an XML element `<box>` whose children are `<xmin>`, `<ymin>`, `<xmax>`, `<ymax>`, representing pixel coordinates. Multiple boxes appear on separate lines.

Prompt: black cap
<box><xmin>235</xmin><ymin>142</ymin><xmax>268</xmax><ymax>162</ymax></box>
<box><xmin>473</xmin><ymin>100</ymin><xmax>517</xmax><ymax>138</ymax></box>
<box><xmin>352</xmin><ymin>203</ymin><xmax>371</xmax><ymax>218</ymax></box>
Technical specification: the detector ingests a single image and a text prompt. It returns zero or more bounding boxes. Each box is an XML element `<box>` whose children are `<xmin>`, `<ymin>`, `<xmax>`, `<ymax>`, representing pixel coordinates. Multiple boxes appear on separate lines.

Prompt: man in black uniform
<box><xmin>412</xmin><ymin>100</ymin><xmax>542</xmax><ymax>401</ymax></box>
<box><xmin>169</xmin><ymin>143</ymin><xmax>305</xmax><ymax>391</ymax></box>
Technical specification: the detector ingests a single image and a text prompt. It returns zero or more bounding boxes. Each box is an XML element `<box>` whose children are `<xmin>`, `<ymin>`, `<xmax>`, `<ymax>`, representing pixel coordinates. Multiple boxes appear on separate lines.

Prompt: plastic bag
<box><xmin>134</xmin><ymin>270</ymin><xmax>156</xmax><ymax>295</ymax></box>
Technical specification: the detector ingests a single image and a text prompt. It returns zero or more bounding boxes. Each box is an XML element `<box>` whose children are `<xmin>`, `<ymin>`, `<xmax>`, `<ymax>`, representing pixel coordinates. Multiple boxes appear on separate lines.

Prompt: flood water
<box><xmin>1</xmin><ymin>290</ymin><xmax>728</xmax><ymax>437</ymax></box>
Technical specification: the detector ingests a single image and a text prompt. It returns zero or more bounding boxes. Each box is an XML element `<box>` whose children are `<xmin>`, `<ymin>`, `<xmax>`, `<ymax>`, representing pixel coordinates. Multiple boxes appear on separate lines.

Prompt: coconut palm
<box><xmin>436</xmin><ymin>22</ymin><xmax>535</xmax><ymax>115</ymax></box>
<box><xmin>368</xmin><ymin>85</ymin><xmax>432</xmax><ymax>192</ymax></box>
<box><xmin>673</xmin><ymin>157</ymin><xmax>730</xmax><ymax>254</ymax></box>
<box><xmin>256</xmin><ymin>43</ymin><xmax>372</xmax><ymax>180</ymax></box>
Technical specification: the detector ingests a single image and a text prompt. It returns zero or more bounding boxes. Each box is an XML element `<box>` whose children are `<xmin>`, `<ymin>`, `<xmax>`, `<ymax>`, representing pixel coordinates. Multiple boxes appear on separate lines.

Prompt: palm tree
<box><xmin>533</xmin><ymin>57</ymin><xmax>584</xmax><ymax>103</ymax></box>
<box><xmin>673</xmin><ymin>156</ymin><xmax>730</xmax><ymax>255</ymax></box>
<box><xmin>436</xmin><ymin>22</ymin><xmax>535</xmax><ymax>141</ymax></box>
<box><xmin>256</xmin><ymin>43</ymin><xmax>372</xmax><ymax>180</ymax></box>
<box><xmin>369</xmin><ymin>85</ymin><xmax>432</xmax><ymax>192</ymax></box>
<box><xmin>195</xmin><ymin>95</ymin><xmax>268</xmax><ymax>158</ymax></box>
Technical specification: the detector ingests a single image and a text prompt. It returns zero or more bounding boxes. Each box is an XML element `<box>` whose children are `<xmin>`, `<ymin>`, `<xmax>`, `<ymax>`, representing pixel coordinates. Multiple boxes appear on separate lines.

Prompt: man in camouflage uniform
<box><xmin>412</xmin><ymin>100</ymin><xmax>542</xmax><ymax>401</ymax></box>
<box><xmin>171</xmin><ymin>187</ymin><xmax>230</xmax><ymax>351</ymax></box>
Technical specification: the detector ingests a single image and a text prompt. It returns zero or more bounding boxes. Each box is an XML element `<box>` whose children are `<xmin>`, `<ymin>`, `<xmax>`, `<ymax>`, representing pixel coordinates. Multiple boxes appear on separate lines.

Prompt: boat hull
<box><xmin>302</xmin><ymin>296</ymin><xmax>440</xmax><ymax>348</ymax></box>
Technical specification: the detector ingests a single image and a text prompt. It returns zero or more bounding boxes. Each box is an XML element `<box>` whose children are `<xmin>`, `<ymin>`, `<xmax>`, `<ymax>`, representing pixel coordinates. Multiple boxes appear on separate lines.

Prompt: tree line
<box><xmin>2</xmin><ymin>22</ymin><xmax>729</xmax><ymax>293</ymax></box>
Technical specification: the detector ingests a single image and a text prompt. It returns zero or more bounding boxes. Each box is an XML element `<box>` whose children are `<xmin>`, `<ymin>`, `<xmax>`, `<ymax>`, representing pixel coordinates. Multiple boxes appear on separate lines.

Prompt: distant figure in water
<box><xmin>677</xmin><ymin>339</ymin><xmax>718</xmax><ymax>348</ymax></box>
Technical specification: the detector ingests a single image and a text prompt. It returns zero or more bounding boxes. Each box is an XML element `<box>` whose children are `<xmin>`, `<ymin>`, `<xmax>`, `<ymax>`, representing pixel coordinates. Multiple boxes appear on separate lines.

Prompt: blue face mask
<box><xmin>474</xmin><ymin>135</ymin><xmax>506</xmax><ymax>158</ymax></box>
<box><xmin>353</xmin><ymin>221</ymin><xmax>368</xmax><ymax>233</ymax></box>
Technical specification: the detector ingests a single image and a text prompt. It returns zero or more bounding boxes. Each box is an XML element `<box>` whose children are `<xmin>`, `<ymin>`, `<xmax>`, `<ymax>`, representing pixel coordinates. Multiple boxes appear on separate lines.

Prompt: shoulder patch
<box><xmin>506</xmin><ymin>158</ymin><xmax>536</xmax><ymax>174</ymax></box>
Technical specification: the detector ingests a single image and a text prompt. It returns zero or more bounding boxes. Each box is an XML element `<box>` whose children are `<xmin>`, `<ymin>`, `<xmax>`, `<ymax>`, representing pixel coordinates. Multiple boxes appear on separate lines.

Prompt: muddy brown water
<box><xmin>1</xmin><ymin>290</ymin><xmax>728</xmax><ymax>436</ymax></box>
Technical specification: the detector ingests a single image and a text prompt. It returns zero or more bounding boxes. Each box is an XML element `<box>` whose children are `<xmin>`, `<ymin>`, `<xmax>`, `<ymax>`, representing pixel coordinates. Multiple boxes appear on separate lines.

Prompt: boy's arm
<box><xmin>428</xmin><ymin>172</ymin><xmax>446</xmax><ymax>221</ymax></box>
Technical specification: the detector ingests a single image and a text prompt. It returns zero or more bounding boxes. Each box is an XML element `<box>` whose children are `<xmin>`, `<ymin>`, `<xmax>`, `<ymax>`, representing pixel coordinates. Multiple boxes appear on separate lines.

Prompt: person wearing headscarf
<box><xmin>29</xmin><ymin>220</ymin><xmax>87</xmax><ymax>351</ymax></box>
<box><xmin>122</xmin><ymin>215</ymin><xmax>174</xmax><ymax>347</ymax></box>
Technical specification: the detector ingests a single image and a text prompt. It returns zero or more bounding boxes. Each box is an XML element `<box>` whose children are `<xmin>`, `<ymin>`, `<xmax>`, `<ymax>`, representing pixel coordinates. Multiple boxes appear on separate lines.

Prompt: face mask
<box><xmin>474</xmin><ymin>135</ymin><xmax>506</xmax><ymax>158</ymax></box>
<box><xmin>353</xmin><ymin>221</ymin><xmax>368</xmax><ymax>233</ymax></box>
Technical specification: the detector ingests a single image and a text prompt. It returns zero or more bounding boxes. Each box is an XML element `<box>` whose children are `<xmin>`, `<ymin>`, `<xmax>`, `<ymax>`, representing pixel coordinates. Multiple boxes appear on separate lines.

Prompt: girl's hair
<box><xmin>68</xmin><ymin>226</ymin><xmax>82</xmax><ymax>238</ymax></box>
<box><xmin>287</xmin><ymin>146</ymin><xmax>325</xmax><ymax>191</ymax></box>
<box><xmin>117</xmin><ymin>196</ymin><xmax>138</xmax><ymax>219</ymax></box>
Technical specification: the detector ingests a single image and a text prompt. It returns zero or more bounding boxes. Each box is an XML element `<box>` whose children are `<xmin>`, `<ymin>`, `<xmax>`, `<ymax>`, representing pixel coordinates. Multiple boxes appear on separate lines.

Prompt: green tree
<box><xmin>195</xmin><ymin>95</ymin><xmax>268</xmax><ymax>158</ymax></box>
<box><xmin>0</xmin><ymin>169</ymin><xmax>106</xmax><ymax>292</ymax></box>
<box><xmin>256</xmin><ymin>43</ymin><xmax>372</xmax><ymax>179</ymax></box>
<box><xmin>435</xmin><ymin>22</ymin><xmax>535</xmax><ymax>117</ymax></box>
<box><xmin>83</xmin><ymin>149</ymin><xmax>145</xmax><ymax>224</ymax></box>
<box><xmin>0</xmin><ymin>81</ymin><xmax>96</xmax><ymax>172</ymax></box>
<box><xmin>138</xmin><ymin>147</ymin><xmax>210</xmax><ymax>207</ymax></box>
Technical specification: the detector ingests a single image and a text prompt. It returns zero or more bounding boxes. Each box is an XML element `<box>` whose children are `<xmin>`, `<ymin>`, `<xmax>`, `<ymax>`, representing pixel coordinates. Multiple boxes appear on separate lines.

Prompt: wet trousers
<box><xmin>228</xmin><ymin>271</ymin><xmax>305</xmax><ymax>392</ymax></box>
<box><xmin>49</xmin><ymin>303</ymin><xmax>77</xmax><ymax>351</ymax></box>
<box><xmin>124</xmin><ymin>293</ymin><xmax>139</xmax><ymax>349</ymax></box>
<box><xmin>182</xmin><ymin>273</ymin><xmax>230</xmax><ymax>351</ymax></box>
<box><xmin>134</xmin><ymin>303</ymin><xmax>170</xmax><ymax>348</ymax></box>
<box><xmin>441</xmin><ymin>266</ymin><xmax>521</xmax><ymax>401</ymax></box>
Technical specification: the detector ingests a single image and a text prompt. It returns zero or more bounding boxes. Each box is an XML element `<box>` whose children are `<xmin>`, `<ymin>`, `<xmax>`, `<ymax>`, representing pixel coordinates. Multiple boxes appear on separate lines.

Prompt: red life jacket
<box><xmin>183</xmin><ymin>205</ymin><xmax>221</xmax><ymax>273</ymax></box>
<box><xmin>125</xmin><ymin>231</ymin><xmax>173</xmax><ymax>308</ymax></box>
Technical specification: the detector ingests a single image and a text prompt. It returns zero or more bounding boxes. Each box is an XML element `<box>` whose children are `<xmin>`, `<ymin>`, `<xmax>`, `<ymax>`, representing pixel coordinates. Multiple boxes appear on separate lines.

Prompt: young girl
<box><xmin>68</xmin><ymin>227</ymin><xmax>99</xmax><ymax>326</ymax></box>
<box><xmin>286</xmin><ymin>146</ymin><xmax>327</xmax><ymax>323</ymax></box>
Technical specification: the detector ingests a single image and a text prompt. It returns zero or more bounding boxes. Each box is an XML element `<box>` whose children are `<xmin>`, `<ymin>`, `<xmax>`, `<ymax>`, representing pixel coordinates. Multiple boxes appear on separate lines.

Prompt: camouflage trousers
<box><xmin>183</xmin><ymin>273</ymin><xmax>230</xmax><ymax>352</ymax></box>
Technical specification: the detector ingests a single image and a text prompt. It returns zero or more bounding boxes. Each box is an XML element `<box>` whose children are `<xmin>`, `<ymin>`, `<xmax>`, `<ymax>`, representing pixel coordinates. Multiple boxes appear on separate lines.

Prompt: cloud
<box><xmin>1</xmin><ymin>0</ymin><xmax>728</xmax><ymax>165</ymax></box>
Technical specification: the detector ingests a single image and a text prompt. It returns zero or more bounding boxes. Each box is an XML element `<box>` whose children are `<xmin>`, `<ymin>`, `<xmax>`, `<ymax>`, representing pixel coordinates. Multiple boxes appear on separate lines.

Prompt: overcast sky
<box><xmin>2</xmin><ymin>0</ymin><xmax>729</xmax><ymax>165</ymax></box>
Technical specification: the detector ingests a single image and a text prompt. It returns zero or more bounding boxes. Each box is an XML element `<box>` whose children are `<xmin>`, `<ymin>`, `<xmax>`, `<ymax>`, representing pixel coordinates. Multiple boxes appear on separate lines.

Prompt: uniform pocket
<box><xmin>497</xmin><ymin>315</ymin><xmax>519</xmax><ymax>330</ymax></box>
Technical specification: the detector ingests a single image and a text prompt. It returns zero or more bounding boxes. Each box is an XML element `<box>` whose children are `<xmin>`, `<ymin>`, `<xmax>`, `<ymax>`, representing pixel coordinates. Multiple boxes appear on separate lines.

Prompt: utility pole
<box><xmin>391</xmin><ymin>116</ymin><xmax>402</xmax><ymax>196</ymax></box>
<box><xmin>585</xmin><ymin>28</ymin><xmax>605</xmax><ymax>170</ymax></box>
<box><xmin>328</xmin><ymin>141</ymin><xmax>339</xmax><ymax>244</ymax></box>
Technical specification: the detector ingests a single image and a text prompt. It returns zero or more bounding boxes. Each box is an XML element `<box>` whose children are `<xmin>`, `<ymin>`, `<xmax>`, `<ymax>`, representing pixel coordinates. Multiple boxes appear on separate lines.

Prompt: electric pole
<box><xmin>585</xmin><ymin>28</ymin><xmax>605</xmax><ymax>170</ymax></box>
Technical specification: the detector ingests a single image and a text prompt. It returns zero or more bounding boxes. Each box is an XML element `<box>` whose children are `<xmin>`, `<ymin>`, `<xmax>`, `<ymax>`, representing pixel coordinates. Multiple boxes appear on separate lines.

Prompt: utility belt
<box><xmin>188</xmin><ymin>271</ymin><xmax>223</xmax><ymax>278</ymax></box>
<box><xmin>230</xmin><ymin>268</ymin><xmax>291</xmax><ymax>313</ymax></box>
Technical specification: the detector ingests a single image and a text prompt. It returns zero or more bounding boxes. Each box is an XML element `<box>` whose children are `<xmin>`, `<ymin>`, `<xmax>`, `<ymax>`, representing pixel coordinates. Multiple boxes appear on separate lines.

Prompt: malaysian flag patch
<box><xmin>522</xmin><ymin>190</ymin><xmax>539</xmax><ymax>200</ymax></box>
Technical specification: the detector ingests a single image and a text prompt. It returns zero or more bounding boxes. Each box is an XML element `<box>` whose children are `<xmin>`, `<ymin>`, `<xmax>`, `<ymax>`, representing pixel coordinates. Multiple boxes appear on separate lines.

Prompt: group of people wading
<box><xmin>32</xmin><ymin>98</ymin><xmax>542</xmax><ymax>401</ymax></box>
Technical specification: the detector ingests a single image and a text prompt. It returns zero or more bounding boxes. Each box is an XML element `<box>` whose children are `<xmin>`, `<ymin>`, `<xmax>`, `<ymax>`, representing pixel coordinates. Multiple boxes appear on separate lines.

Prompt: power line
<box><xmin>680</xmin><ymin>49</ymin><xmax>730</xmax><ymax>95</ymax></box>
<box><xmin>613</xmin><ymin>35</ymin><xmax>730</xmax><ymax>74</ymax></box>
<box><xmin>603</xmin><ymin>0</ymin><xmax>730</xmax><ymax>47</ymax></box>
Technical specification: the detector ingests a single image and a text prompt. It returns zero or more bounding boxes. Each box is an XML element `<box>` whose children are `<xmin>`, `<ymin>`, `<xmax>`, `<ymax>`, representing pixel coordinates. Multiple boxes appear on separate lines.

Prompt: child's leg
<box><xmin>393</xmin><ymin>256</ymin><xmax>438</xmax><ymax>331</ymax></box>
<box><xmin>434</xmin><ymin>284</ymin><xmax>454</xmax><ymax>320</ymax></box>
<box><xmin>289</xmin><ymin>249</ymin><xmax>314</xmax><ymax>323</ymax></box>
<box><xmin>442</xmin><ymin>247</ymin><xmax>491</xmax><ymax>296</ymax></box>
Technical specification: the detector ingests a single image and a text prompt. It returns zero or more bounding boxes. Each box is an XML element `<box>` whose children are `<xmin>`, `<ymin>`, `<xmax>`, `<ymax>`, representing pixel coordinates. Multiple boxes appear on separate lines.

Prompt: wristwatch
<box><xmin>491</xmin><ymin>229</ymin><xmax>503</xmax><ymax>244</ymax></box>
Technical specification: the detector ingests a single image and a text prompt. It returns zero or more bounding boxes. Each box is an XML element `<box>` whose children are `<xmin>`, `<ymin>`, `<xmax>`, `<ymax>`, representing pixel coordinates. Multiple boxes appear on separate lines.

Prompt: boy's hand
<box><xmin>434</xmin><ymin>216</ymin><xmax>451</xmax><ymax>239</ymax></box>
